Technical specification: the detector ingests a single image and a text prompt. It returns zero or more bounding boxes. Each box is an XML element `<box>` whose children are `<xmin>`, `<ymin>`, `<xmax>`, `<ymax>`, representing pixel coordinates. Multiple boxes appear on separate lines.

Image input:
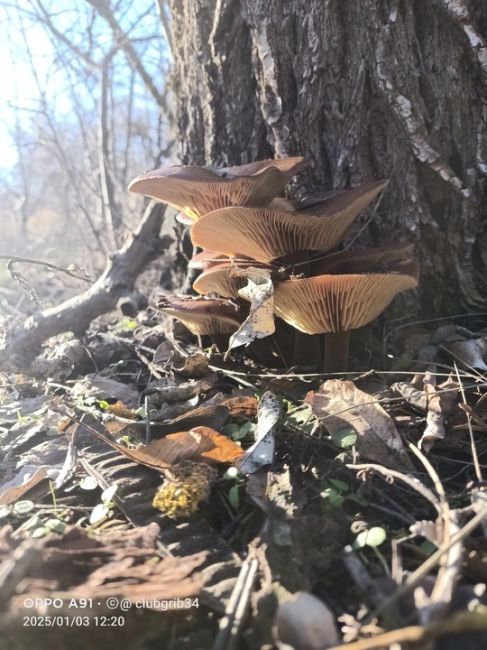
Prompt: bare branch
<box><xmin>0</xmin><ymin>202</ymin><xmax>166</xmax><ymax>368</ymax></box>
<box><xmin>86</xmin><ymin>0</ymin><xmax>168</xmax><ymax>112</ymax></box>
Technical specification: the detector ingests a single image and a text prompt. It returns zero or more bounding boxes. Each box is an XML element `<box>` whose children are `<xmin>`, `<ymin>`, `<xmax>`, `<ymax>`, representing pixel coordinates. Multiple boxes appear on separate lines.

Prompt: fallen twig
<box><xmin>328</xmin><ymin>609</ymin><xmax>487</xmax><ymax>650</ymax></box>
<box><xmin>0</xmin><ymin>202</ymin><xmax>165</xmax><ymax>369</ymax></box>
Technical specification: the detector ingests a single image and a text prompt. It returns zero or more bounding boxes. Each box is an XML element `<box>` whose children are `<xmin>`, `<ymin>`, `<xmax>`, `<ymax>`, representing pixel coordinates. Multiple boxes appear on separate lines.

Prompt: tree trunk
<box><xmin>168</xmin><ymin>0</ymin><xmax>487</xmax><ymax>317</ymax></box>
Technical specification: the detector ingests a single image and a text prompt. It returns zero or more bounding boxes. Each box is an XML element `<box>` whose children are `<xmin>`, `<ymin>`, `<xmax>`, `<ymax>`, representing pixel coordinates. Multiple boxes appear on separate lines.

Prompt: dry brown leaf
<box><xmin>0</xmin><ymin>467</ymin><xmax>49</xmax><ymax>505</ymax></box>
<box><xmin>306</xmin><ymin>380</ymin><xmax>414</xmax><ymax>471</ymax></box>
<box><xmin>419</xmin><ymin>374</ymin><xmax>458</xmax><ymax>451</ymax></box>
<box><xmin>155</xmin><ymin>404</ymin><xmax>230</xmax><ymax>434</ymax></box>
<box><xmin>103</xmin><ymin>426</ymin><xmax>243</xmax><ymax>470</ymax></box>
<box><xmin>70</xmin><ymin>375</ymin><xmax>139</xmax><ymax>407</ymax></box>
<box><xmin>226</xmin><ymin>267</ymin><xmax>275</xmax><ymax>354</ymax></box>
<box><xmin>106</xmin><ymin>400</ymin><xmax>139</xmax><ymax>419</ymax></box>
<box><xmin>221</xmin><ymin>395</ymin><xmax>259</xmax><ymax>418</ymax></box>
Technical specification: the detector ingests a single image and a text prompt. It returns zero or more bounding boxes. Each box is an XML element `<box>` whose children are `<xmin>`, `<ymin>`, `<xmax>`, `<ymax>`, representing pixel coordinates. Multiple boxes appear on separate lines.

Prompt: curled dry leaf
<box><xmin>391</xmin><ymin>381</ymin><xmax>428</xmax><ymax>411</ymax></box>
<box><xmin>226</xmin><ymin>267</ymin><xmax>275</xmax><ymax>354</ymax></box>
<box><xmin>239</xmin><ymin>392</ymin><xmax>282</xmax><ymax>474</ymax></box>
<box><xmin>305</xmin><ymin>380</ymin><xmax>414</xmax><ymax>471</ymax></box>
<box><xmin>221</xmin><ymin>395</ymin><xmax>259</xmax><ymax>418</ymax></box>
<box><xmin>0</xmin><ymin>467</ymin><xmax>53</xmax><ymax>506</ymax></box>
<box><xmin>419</xmin><ymin>373</ymin><xmax>459</xmax><ymax>451</ymax></box>
<box><xmin>70</xmin><ymin>375</ymin><xmax>139</xmax><ymax>407</ymax></box>
<box><xmin>102</xmin><ymin>426</ymin><xmax>244</xmax><ymax>471</ymax></box>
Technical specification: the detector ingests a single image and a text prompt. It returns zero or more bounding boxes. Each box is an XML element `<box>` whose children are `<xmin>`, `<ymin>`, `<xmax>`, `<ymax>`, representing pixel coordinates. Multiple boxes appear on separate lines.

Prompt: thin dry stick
<box><xmin>0</xmin><ymin>255</ymin><xmax>93</xmax><ymax>283</ymax></box>
<box><xmin>454</xmin><ymin>362</ymin><xmax>483</xmax><ymax>482</ymax></box>
<box><xmin>347</xmin><ymin>462</ymin><xmax>441</xmax><ymax>513</ymax></box>
<box><xmin>327</xmin><ymin>610</ymin><xmax>487</xmax><ymax>650</ymax></box>
<box><xmin>459</xmin><ymin>403</ymin><xmax>487</xmax><ymax>431</ymax></box>
<box><xmin>212</xmin><ymin>555</ymin><xmax>259</xmax><ymax>650</ymax></box>
<box><xmin>369</xmin><ymin>505</ymin><xmax>487</xmax><ymax>620</ymax></box>
<box><xmin>207</xmin><ymin>365</ymin><xmax>482</xmax><ymax>381</ymax></box>
<box><xmin>440</xmin><ymin>343</ymin><xmax>485</xmax><ymax>381</ymax></box>
<box><xmin>408</xmin><ymin>444</ymin><xmax>462</xmax><ymax>619</ymax></box>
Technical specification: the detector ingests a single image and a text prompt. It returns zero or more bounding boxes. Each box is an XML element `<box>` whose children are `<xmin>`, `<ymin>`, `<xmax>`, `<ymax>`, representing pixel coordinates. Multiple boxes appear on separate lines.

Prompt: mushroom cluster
<box><xmin>129</xmin><ymin>158</ymin><xmax>419</xmax><ymax>371</ymax></box>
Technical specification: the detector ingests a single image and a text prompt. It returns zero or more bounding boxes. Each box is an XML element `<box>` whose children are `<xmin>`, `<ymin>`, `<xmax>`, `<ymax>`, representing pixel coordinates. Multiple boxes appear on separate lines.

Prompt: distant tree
<box><xmin>1</xmin><ymin>0</ymin><xmax>173</xmax><ymax>268</ymax></box>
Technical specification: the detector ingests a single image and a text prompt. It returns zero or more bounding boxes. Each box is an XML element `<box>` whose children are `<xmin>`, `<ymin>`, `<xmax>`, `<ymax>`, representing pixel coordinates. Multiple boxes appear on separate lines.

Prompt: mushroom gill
<box><xmin>156</xmin><ymin>296</ymin><xmax>242</xmax><ymax>336</ymax></box>
<box><xmin>190</xmin><ymin>180</ymin><xmax>387</xmax><ymax>263</ymax></box>
<box><xmin>128</xmin><ymin>157</ymin><xmax>305</xmax><ymax>221</ymax></box>
<box><xmin>273</xmin><ymin>269</ymin><xmax>419</xmax><ymax>371</ymax></box>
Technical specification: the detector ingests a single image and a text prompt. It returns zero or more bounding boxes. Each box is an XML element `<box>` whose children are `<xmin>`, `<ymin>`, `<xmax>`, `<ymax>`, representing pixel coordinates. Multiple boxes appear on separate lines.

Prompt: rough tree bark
<box><xmin>168</xmin><ymin>0</ymin><xmax>487</xmax><ymax>317</ymax></box>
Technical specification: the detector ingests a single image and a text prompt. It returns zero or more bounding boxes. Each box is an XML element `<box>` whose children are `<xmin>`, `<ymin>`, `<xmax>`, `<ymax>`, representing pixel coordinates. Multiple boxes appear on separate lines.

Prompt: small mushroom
<box><xmin>156</xmin><ymin>296</ymin><xmax>242</xmax><ymax>336</ymax></box>
<box><xmin>274</xmin><ymin>268</ymin><xmax>419</xmax><ymax>371</ymax></box>
<box><xmin>193</xmin><ymin>260</ymin><xmax>275</xmax><ymax>298</ymax></box>
<box><xmin>191</xmin><ymin>180</ymin><xmax>386</xmax><ymax>263</ymax></box>
<box><xmin>189</xmin><ymin>250</ymin><xmax>262</xmax><ymax>270</ymax></box>
<box><xmin>128</xmin><ymin>157</ymin><xmax>306</xmax><ymax>221</ymax></box>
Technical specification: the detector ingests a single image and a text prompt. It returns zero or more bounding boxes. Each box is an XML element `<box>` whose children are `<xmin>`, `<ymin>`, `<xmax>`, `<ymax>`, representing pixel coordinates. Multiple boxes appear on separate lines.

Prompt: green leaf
<box><xmin>90</xmin><ymin>503</ymin><xmax>110</xmax><ymax>525</ymax></box>
<box><xmin>347</xmin><ymin>493</ymin><xmax>369</xmax><ymax>506</ymax></box>
<box><xmin>98</xmin><ymin>400</ymin><xmax>110</xmax><ymax>410</ymax></box>
<box><xmin>13</xmin><ymin>500</ymin><xmax>35</xmax><ymax>515</ymax></box>
<box><xmin>354</xmin><ymin>527</ymin><xmax>387</xmax><ymax>548</ymax></box>
<box><xmin>45</xmin><ymin>518</ymin><xmax>66</xmax><ymax>534</ymax></box>
<box><xmin>79</xmin><ymin>476</ymin><xmax>98</xmax><ymax>491</ymax></box>
<box><xmin>222</xmin><ymin>423</ymin><xmax>240</xmax><ymax>436</ymax></box>
<box><xmin>228</xmin><ymin>485</ymin><xmax>240</xmax><ymax>510</ymax></box>
<box><xmin>287</xmin><ymin>405</ymin><xmax>313</xmax><ymax>424</ymax></box>
<box><xmin>31</xmin><ymin>527</ymin><xmax>47</xmax><ymax>538</ymax></box>
<box><xmin>320</xmin><ymin>487</ymin><xmax>345</xmax><ymax>508</ymax></box>
<box><xmin>234</xmin><ymin>421</ymin><xmax>253</xmax><ymax>440</ymax></box>
<box><xmin>328</xmin><ymin>478</ymin><xmax>350</xmax><ymax>493</ymax></box>
<box><xmin>419</xmin><ymin>540</ymin><xmax>438</xmax><ymax>557</ymax></box>
<box><xmin>331</xmin><ymin>428</ymin><xmax>357</xmax><ymax>448</ymax></box>
<box><xmin>101</xmin><ymin>485</ymin><xmax>118</xmax><ymax>505</ymax></box>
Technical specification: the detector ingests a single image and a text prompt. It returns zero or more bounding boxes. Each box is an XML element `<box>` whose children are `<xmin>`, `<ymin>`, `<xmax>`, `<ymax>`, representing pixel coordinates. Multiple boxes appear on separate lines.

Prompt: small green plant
<box><xmin>320</xmin><ymin>478</ymin><xmax>368</xmax><ymax>509</ymax></box>
<box><xmin>89</xmin><ymin>484</ymin><xmax>118</xmax><ymax>526</ymax></box>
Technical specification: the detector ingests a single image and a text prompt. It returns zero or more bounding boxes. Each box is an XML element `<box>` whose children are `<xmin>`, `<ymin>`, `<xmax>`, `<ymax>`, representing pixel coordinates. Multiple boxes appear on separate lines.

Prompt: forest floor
<box><xmin>0</xmin><ymin>300</ymin><xmax>486</xmax><ymax>650</ymax></box>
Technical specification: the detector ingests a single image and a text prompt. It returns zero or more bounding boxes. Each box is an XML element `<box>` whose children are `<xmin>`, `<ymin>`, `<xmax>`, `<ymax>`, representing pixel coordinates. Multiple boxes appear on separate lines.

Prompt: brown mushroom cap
<box><xmin>273</xmin><ymin>271</ymin><xmax>418</xmax><ymax>335</ymax></box>
<box><xmin>223</xmin><ymin>158</ymin><xmax>306</xmax><ymax>178</ymax></box>
<box><xmin>193</xmin><ymin>264</ymin><xmax>251</xmax><ymax>298</ymax></box>
<box><xmin>156</xmin><ymin>296</ymin><xmax>241</xmax><ymax>335</ymax></box>
<box><xmin>128</xmin><ymin>157</ymin><xmax>305</xmax><ymax>220</ymax></box>
<box><xmin>310</xmin><ymin>242</ymin><xmax>416</xmax><ymax>275</ymax></box>
<box><xmin>189</xmin><ymin>250</ymin><xmax>261</xmax><ymax>270</ymax></box>
<box><xmin>190</xmin><ymin>180</ymin><xmax>387</xmax><ymax>263</ymax></box>
<box><xmin>193</xmin><ymin>261</ymin><xmax>273</xmax><ymax>297</ymax></box>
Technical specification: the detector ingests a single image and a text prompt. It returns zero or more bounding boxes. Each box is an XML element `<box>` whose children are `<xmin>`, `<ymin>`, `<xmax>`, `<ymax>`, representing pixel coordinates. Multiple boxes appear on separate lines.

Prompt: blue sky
<box><xmin>0</xmin><ymin>13</ymin><xmax>54</xmax><ymax>169</ymax></box>
<box><xmin>0</xmin><ymin>1</ymin><xmax>167</xmax><ymax>174</ymax></box>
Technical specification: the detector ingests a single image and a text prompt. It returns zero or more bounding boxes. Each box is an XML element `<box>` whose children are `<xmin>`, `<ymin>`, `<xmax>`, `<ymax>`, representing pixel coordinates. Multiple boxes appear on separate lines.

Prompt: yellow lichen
<box><xmin>152</xmin><ymin>461</ymin><xmax>217</xmax><ymax>519</ymax></box>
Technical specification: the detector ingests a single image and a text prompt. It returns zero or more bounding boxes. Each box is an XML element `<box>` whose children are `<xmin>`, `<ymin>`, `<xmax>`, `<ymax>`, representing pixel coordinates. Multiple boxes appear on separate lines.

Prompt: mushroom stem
<box><xmin>323</xmin><ymin>331</ymin><xmax>351</xmax><ymax>373</ymax></box>
<box><xmin>292</xmin><ymin>331</ymin><xmax>322</xmax><ymax>368</ymax></box>
<box><xmin>210</xmin><ymin>334</ymin><xmax>229</xmax><ymax>352</ymax></box>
